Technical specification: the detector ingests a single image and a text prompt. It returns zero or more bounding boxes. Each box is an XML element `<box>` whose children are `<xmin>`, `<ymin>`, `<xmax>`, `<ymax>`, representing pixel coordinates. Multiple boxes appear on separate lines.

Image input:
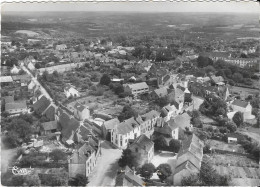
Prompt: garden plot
<box><xmin>213</xmin><ymin>165</ymin><xmax>260</xmax><ymax>179</ymax></box>
<box><xmin>207</xmin><ymin>140</ymin><xmax>245</xmax><ymax>153</ymax></box>
<box><xmin>207</xmin><ymin>154</ymin><xmax>259</xmax><ymax>167</ymax></box>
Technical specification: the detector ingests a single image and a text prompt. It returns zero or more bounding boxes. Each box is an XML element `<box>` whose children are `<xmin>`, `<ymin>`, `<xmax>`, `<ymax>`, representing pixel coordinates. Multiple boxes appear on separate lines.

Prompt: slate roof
<box><xmin>127</xmin><ymin>82</ymin><xmax>149</xmax><ymax>90</ymax></box>
<box><xmin>115</xmin><ymin>166</ymin><xmax>145</xmax><ymax>186</ymax></box>
<box><xmin>141</xmin><ymin>110</ymin><xmax>160</xmax><ymax>121</ymax></box>
<box><xmin>74</xmin><ymin>102</ymin><xmax>86</xmax><ymax>112</ymax></box>
<box><xmin>154</xmin><ymin>123</ymin><xmax>174</xmax><ymax>135</ymax></box>
<box><xmin>175</xmin><ymin>87</ymin><xmax>184</xmax><ymax>98</ymax></box>
<box><xmin>33</xmin><ymin>96</ymin><xmax>51</xmax><ymax>115</ymax></box>
<box><xmin>116</xmin><ymin>117</ymin><xmax>139</xmax><ymax>135</ymax></box>
<box><xmin>231</xmin><ymin>99</ymin><xmax>249</xmax><ymax>108</ymax></box>
<box><xmin>41</xmin><ymin>121</ymin><xmax>58</xmax><ymax>131</ymax></box>
<box><xmin>69</xmin><ymin>143</ymin><xmax>96</xmax><ymax>164</ymax></box>
<box><xmin>153</xmin><ymin>87</ymin><xmax>169</xmax><ymax>98</ymax></box>
<box><xmin>129</xmin><ymin>134</ymin><xmax>154</xmax><ymax>152</ymax></box>
<box><xmin>5</xmin><ymin>101</ymin><xmax>27</xmax><ymax>111</ymax></box>
<box><xmin>177</xmin><ymin>134</ymin><xmax>204</xmax><ymax>164</ymax></box>
<box><xmin>42</xmin><ymin>105</ymin><xmax>56</xmax><ymax>121</ymax></box>
<box><xmin>174</xmin><ymin>160</ymin><xmax>199</xmax><ymax>175</ymax></box>
<box><xmin>59</xmin><ymin>111</ymin><xmax>80</xmax><ymax>142</ymax></box>
<box><xmin>103</xmin><ymin>118</ymin><xmax>120</xmax><ymax>130</ymax></box>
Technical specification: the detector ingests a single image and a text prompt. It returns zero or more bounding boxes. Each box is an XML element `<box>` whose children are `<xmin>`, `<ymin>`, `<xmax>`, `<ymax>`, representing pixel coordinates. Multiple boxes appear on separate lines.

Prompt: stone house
<box><xmin>111</xmin><ymin>117</ymin><xmax>141</xmax><ymax>149</ymax></box>
<box><xmin>101</xmin><ymin>118</ymin><xmax>120</xmax><ymax>141</ymax></box>
<box><xmin>64</xmin><ymin>86</ymin><xmax>80</xmax><ymax>98</ymax></box>
<box><xmin>73</xmin><ymin>102</ymin><xmax>90</xmax><ymax>121</ymax></box>
<box><xmin>230</xmin><ymin>99</ymin><xmax>254</xmax><ymax>120</ymax></box>
<box><xmin>173</xmin><ymin>134</ymin><xmax>204</xmax><ymax>185</ymax></box>
<box><xmin>124</xmin><ymin>82</ymin><xmax>149</xmax><ymax>96</ymax></box>
<box><xmin>128</xmin><ymin>134</ymin><xmax>154</xmax><ymax>166</ymax></box>
<box><xmin>140</xmin><ymin>110</ymin><xmax>161</xmax><ymax>138</ymax></box>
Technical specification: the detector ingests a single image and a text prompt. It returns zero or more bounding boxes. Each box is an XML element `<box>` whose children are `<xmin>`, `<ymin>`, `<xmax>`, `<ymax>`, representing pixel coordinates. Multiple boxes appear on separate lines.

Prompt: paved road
<box><xmin>88</xmin><ymin>141</ymin><xmax>122</xmax><ymax>186</ymax></box>
<box><xmin>22</xmin><ymin>65</ymin><xmax>53</xmax><ymax>102</ymax></box>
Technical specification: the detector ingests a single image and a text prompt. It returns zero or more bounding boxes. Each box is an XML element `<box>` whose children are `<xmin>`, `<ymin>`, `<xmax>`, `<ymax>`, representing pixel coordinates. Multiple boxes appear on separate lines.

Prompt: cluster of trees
<box><xmin>39</xmin><ymin>71</ymin><xmax>65</xmax><ymax>102</ymax></box>
<box><xmin>181</xmin><ymin>161</ymin><xmax>230</xmax><ymax>186</ymax></box>
<box><xmin>199</xmin><ymin>96</ymin><xmax>227</xmax><ymax>117</ymax></box>
<box><xmin>136</xmin><ymin>163</ymin><xmax>172</xmax><ymax>183</ymax></box>
<box><xmin>118</xmin><ymin>105</ymin><xmax>138</xmax><ymax>122</ymax></box>
<box><xmin>240</xmin><ymin>139</ymin><xmax>260</xmax><ymax>159</ymax></box>
<box><xmin>213</xmin><ymin>59</ymin><xmax>257</xmax><ymax>86</ymax></box>
<box><xmin>1</xmin><ymin>114</ymin><xmax>35</xmax><ymax>148</ymax></box>
<box><xmin>195</xmin><ymin>56</ymin><xmax>258</xmax><ymax>86</ymax></box>
<box><xmin>154</xmin><ymin>136</ymin><xmax>181</xmax><ymax>153</ymax></box>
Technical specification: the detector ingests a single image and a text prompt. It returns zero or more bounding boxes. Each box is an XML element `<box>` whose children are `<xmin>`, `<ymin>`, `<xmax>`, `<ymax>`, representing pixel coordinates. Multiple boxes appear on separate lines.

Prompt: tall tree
<box><xmin>140</xmin><ymin>163</ymin><xmax>156</xmax><ymax>181</ymax></box>
<box><xmin>156</xmin><ymin>163</ymin><xmax>172</xmax><ymax>182</ymax></box>
<box><xmin>100</xmin><ymin>74</ymin><xmax>111</xmax><ymax>86</ymax></box>
<box><xmin>232</xmin><ymin>112</ymin><xmax>244</xmax><ymax>127</ymax></box>
<box><xmin>168</xmin><ymin>139</ymin><xmax>181</xmax><ymax>153</ymax></box>
<box><xmin>118</xmin><ymin>149</ymin><xmax>137</xmax><ymax>168</ymax></box>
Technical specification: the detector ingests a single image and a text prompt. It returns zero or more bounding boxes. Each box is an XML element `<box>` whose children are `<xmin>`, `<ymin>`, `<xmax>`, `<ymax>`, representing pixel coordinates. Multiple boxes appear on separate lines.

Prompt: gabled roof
<box><xmin>177</xmin><ymin>134</ymin><xmax>204</xmax><ymax>165</ymax></box>
<box><xmin>59</xmin><ymin>111</ymin><xmax>80</xmax><ymax>142</ymax></box>
<box><xmin>41</xmin><ymin>121</ymin><xmax>58</xmax><ymax>131</ymax></box>
<box><xmin>69</xmin><ymin>143</ymin><xmax>96</xmax><ymax>164</ymax></box>
<box><xmin>175</xmin><ymin>87</ymin><xmax>184</xmax><ymax>98</ymax></box>
<box><xmin>116</xmin><ymin>117</ymin><xmax>139</xmax><ymax>135</ymax></box>
<box><xmin>42</xmin><ymin>105</ymin><xmax>56</xmax><ymax>121</ymax></box>
<box><xmin>32</xmin><ymin>96</ymin><xmax>51</xmax><ymax>115</ymax></box>
<box><xmin>74</xmin><ymin>102</ymin><xmax>87</xmax><ymax>112</ymax></box>
<box><xmin>135</xmin><ymin>115</ymin><xmax>144</xmax><ymax>125</ymax></box>
<box><xmin>174</xmin><ymin>160</ymin><xmax>199</xmax><ymax>175</ymax></box>
<box><xmin>129</xmin><ymin>134</ymin><xmax>154</xmax><ymax>152</ymax></box>
<box><xmin>141</xmin><ymin>110</ymin><xmax>160</xmax><ymax>121</ymax></box>
<box><xmin>103</xmin><ymin>118</ymin><xmax>120</xmax><ymax>130</ymax></box>
<box><xmin>153</xmin><ymin>87</ymin><xmax>169</xmax><ymax>98</ymax></box>
<box><xmin>126</xmin><ymin>82</ymin><xmax>148</xmax><ymax>90</ymax></box>
<box><xmin>231</xmin><ymin>99</ymin><xmax>249</xmax><ymax>108</ymax></box>
<box><xmin>115</xmin><ymin>166</ymin><xmax>145</xmax><ymax>186</ymax></box>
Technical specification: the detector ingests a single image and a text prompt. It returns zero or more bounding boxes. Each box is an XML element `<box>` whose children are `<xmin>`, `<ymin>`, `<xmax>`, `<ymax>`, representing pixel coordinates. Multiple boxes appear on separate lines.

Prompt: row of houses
<box><xmin>31</xmin><ymin>95</ymin><xmax>100</xmax><ymax>178</ymax></box>
<box><xmin>204</xmin><ymin>52</ymin><xmax>259</xmax><ymax>68</ymax></box>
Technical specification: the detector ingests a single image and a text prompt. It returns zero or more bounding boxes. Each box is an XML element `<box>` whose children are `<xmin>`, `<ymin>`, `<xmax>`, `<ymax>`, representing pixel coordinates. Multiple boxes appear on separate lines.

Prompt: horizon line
<box><xmin>3</xmin><ymin>10</ymin><xmax>258</xmax><ymax>14</ymax></box>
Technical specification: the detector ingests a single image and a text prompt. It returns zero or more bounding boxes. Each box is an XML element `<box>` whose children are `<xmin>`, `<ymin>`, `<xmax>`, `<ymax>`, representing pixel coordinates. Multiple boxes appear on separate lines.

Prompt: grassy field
<box><xmin>230</xmin><ymin>86</ymin><xmax>259</xmax><ymax>99</ymax></box>
<box><xmin>238</xmin><ymin>127</ymin><xmax>260</xmax><ymax>144</ymax></box>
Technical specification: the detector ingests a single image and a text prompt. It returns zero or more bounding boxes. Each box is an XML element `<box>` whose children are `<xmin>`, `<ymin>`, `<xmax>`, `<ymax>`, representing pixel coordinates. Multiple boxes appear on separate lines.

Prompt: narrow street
<box><xmin>21</xmin><ymin>65</ymin><xmax>53</xmax><ymax>103</ymax></box>
<box><xmin>88</xmin><ymin>141</ymin><xmax>122</xmax><ymax>186</ymax></box>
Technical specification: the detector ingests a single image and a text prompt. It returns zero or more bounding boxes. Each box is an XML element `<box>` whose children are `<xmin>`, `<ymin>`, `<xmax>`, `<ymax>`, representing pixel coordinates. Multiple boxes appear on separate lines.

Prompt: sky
<box><xmin>2</xmin><ymin>1</ymin><xmax>259</xmax><ymax>13</ymax></box>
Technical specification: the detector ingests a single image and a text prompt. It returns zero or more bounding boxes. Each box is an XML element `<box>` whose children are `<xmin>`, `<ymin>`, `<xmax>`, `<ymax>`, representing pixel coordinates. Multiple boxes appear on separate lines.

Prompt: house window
<box><xmin>120</xmin><ymin>140</ymin><xmax>122</xmax><ymax>146</ymax></box>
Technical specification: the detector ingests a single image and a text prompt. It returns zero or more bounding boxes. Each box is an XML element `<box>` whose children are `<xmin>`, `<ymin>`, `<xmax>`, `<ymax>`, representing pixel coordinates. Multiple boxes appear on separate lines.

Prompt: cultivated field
<box><xmin>206</xmin><ymin>154</ymin><xmax>259</xmax><ymax>168</ymax></box>
<box><xmin>207</xmin><ymin>139</ymin><xmax>245</xmax><ymax>153</ymax></box>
